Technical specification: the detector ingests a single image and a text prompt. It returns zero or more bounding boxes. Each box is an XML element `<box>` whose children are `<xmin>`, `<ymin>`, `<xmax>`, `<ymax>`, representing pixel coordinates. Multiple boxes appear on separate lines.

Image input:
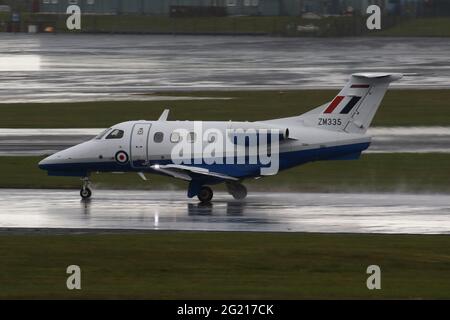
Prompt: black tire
<box><xmin>197</xmin><ymin>186</ymin><xmax>213</xmax><ymax>203</ymax></box>
<box><xmin>227</xmin><ymin>183</ymin><xmax>247</xmax><ymax>200</ymax></box>
<box><xmin>231</xmin><ymin>185</ymin><xmax>247</xmax><ymax>200</ymax></box>
<box><xmin>80</xmin><ymin>187</ymin><xmax>92</xmax><ymax>199</ymax></box>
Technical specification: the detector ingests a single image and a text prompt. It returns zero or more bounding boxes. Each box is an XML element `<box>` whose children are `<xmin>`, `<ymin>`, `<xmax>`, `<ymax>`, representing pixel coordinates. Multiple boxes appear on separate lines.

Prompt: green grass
<box><xmin>0</xmin><ymin>232</ymin><xmax>449</xmax><ymax>299</ymax></box>
<box><xmin>375</xmin><ymin>17</ymin><xmax>450</xmax><ymax>37</ymax></box>
<box><xmin>2</xmin><ymin>153</ymin><xmax>450</xmax><ymax>193</ymax></box>
<box><xmin>32</xmin><ymin>14</ymin><xmax>369</xmax><ymax>36</ymax></box>
<box><xmin>42</xmin><ymin>15</ymin><xmax>450</xmax><ymax>38</ymax></box>
<box><xmin>22</xmin><ymin>13</ymin><xmax>450</xmax><ymax>37</ymax></box>
<box><xmin>0</xmin><ymin>89</ymin><xmax>449</xmax><ymax>128</ymax></box>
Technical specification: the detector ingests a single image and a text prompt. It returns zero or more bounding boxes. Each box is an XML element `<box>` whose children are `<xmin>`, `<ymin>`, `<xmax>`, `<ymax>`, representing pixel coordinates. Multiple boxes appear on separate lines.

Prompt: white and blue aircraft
<box><xmin>39</xmin><ymin>73</ymin><xmax>402</xmax><ymax>202</ymax></box>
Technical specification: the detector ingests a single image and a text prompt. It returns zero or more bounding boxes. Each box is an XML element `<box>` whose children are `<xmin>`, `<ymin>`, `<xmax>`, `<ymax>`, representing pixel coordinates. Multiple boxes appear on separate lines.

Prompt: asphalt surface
<box><xmin>1</xmin><ymin>127</ymin><xmax>448</xmax><ymax>156</ymax></box>
<box><xmin>1</xmin><ymin>34</ymin><xmax>449</xmax><ymax>103</ymax></box>
<box><xmin>0</xmin><ymin>190</ymin><xmax>448</xmax><ymax>234</ymax></box>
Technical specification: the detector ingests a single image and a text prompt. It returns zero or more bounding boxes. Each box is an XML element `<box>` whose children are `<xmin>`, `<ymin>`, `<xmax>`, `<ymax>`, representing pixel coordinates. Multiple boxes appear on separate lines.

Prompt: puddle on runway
<box><xmin>1</xmin><ymin>34</ymin><xmax>450</xmax><ymax>103</ymax></box>
<box><xmin>0</xmin><ymin>190</ymin><xmax>448</xmax><ymax>234</ymax></box>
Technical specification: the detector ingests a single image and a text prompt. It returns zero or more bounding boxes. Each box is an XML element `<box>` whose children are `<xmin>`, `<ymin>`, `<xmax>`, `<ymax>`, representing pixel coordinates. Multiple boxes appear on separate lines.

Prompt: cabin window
<box><xmin>187</xmin><ymin>132</ymin><xmax>196</xmax><ymax>143</ymax></box>
<box><xmin>154</xmin><ymin>132</ymin><xmax>164</xmax><ymax>143</ymax></box>
<box><xmin>170</xmin><ymin>132</ymin><xmax>181</xmax><ymax>143</ymax></box>
<box><xmin>105</xmin><ymin>129</ymin><xmax>124</xmax><ymax>140</ymax></box>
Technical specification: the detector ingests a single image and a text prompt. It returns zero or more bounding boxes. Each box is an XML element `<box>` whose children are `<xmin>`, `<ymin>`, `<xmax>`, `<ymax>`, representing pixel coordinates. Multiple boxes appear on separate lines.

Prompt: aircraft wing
<box><xmin>150</xmin><ymin>164</ymin><xmax>239</xmax><ymax>182</ymax></box>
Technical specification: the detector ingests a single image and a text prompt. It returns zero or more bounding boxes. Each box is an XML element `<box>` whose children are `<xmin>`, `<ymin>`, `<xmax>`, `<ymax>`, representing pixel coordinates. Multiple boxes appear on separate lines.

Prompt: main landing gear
<box><xmin>226</xmin><ymin>182</ymin><xmax>247</xmax><ymax>200</ymax></box>
<box><xmin>80</xmin><ymin>177</ymin><xmax>92</xmax><ymax>199</ymax></box>
<box><xmin>196</xmin><ymin>183</ymin><xmax>248</xmax><ymax>203</ymax></box>
<box><xmin>197</xmin><ymin>186</ymin><xmax>213</xmax><ymax>203</ymax></box>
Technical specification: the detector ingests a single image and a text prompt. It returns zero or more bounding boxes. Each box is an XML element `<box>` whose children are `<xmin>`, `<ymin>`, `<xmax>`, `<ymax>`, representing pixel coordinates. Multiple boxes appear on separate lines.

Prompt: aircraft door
<box><xmin>130</xmin><ymin>123</ymin><xmax>151</xmax><ymax>168</ymax></box>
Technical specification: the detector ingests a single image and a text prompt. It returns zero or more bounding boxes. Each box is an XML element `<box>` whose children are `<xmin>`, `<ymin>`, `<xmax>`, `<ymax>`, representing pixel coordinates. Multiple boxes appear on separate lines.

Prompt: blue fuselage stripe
<box><xmin>40</xmin><ymin>142</ymin><xmax>370</xmax><ymax>179</ymax></box>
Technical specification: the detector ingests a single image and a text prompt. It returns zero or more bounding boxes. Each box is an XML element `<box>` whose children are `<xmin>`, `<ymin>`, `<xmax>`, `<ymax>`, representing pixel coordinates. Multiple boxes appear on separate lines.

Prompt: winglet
<box><xmin>158</xmin><ymin>109</ymin><xmax>170</xmax><ymax>121</ymax></box>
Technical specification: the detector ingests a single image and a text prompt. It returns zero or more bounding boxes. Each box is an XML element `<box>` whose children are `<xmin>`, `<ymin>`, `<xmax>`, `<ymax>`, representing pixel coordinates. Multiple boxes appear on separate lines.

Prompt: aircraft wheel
<box><xmin>197</xmin><ymin>186</ymin><xmax>213</xmax><ymax>203</ymax></box>
<box><xmin>227</xmin><ymin>183</ymin><xmax>247</xmax><ymax>200</ymax></box>
<box><xmin>80</xmin><ymin>187</ymin><xmax>92</xmax><ymax>199</ymax></box>
<box><xmin>232</xmin><ymin>185</ymin><xmax>247</xmax><ymax>200</ymax></box>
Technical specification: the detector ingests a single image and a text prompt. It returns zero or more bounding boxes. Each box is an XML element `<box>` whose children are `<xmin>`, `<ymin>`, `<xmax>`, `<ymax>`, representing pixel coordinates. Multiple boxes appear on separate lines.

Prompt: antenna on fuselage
<box><xmin>158</xmin><ymin>109</ymin><xmax>170</xmax><ymax>121</ymax></box>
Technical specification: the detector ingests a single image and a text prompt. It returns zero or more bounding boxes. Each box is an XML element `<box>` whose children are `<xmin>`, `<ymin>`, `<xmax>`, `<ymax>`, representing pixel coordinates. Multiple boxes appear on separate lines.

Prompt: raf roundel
<box><xmin>115</xmin><ymin>151</ymin><xmax>129</xmax><ymax>164</ymax></box>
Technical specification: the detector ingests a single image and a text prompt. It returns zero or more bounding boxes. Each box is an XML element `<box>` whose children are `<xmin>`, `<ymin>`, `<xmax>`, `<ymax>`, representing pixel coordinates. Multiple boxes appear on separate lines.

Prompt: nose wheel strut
<box><xmin>80</xmin><ymin>177</ymin><xmax>92</xmax><ymax>199</ymax></box>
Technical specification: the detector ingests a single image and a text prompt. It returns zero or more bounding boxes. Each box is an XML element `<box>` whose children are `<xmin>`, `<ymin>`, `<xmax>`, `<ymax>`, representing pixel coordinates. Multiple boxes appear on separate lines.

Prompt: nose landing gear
<box><xmin>80</xmin><ymin>177</ymin><xmax>92</xmax><ymax>199</ymax></box>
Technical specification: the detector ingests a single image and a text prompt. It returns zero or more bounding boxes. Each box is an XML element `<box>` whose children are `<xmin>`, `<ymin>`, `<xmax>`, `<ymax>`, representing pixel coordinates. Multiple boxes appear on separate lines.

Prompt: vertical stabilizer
<box><xmin>299</xmin><ymin>73</ymin><xmax>403</xmax><ymax>134</ymax></box>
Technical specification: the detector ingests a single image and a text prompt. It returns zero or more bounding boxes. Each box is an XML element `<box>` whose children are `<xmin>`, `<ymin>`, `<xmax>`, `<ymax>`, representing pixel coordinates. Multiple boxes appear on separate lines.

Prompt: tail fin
<box><xmin>300</xmin><ymin>73</ymin><xmax>402</xmax><ymax>134</ymax></box>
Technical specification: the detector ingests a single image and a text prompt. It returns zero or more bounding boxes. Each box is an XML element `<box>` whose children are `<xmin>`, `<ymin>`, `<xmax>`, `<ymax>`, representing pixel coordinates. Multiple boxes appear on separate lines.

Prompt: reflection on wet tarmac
<box><xmin>1</xmin><ymin>34</ymin><xmax>450</xmax><ymax>103</ymax></box>
<box><xmin>0</xmin><ymin>190</ymin><xmax>448</xmax><ymax>234</ymax></box>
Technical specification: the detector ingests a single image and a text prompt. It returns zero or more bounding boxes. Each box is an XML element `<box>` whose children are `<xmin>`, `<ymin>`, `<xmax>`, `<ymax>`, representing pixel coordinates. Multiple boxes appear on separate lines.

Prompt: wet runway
<box><xmin>1</xmin><ymin>127</ymin><xmax>449</xmax><ymax>155</ymax></box>
<box><xmin>0</xmin><ymin>190</ymin><xmax>449</xmax><ymax>234</ymax></box>
<box><xmin>1</xmin><ymin>34</ymin><xmax>450</xmax><ymax>103</ymax></box>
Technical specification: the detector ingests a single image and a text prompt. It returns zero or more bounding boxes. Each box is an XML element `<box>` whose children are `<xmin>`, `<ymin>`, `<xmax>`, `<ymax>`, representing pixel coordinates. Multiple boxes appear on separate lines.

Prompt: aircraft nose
<box><xmin>38</xmin><ymin>152</ymin><xmax>62</xmax><ymax>170</ymax></box>
<box><xmin>38</xmin><ymin>156</ymin><xmax>52</xmax><ymax>170</ymax></box>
